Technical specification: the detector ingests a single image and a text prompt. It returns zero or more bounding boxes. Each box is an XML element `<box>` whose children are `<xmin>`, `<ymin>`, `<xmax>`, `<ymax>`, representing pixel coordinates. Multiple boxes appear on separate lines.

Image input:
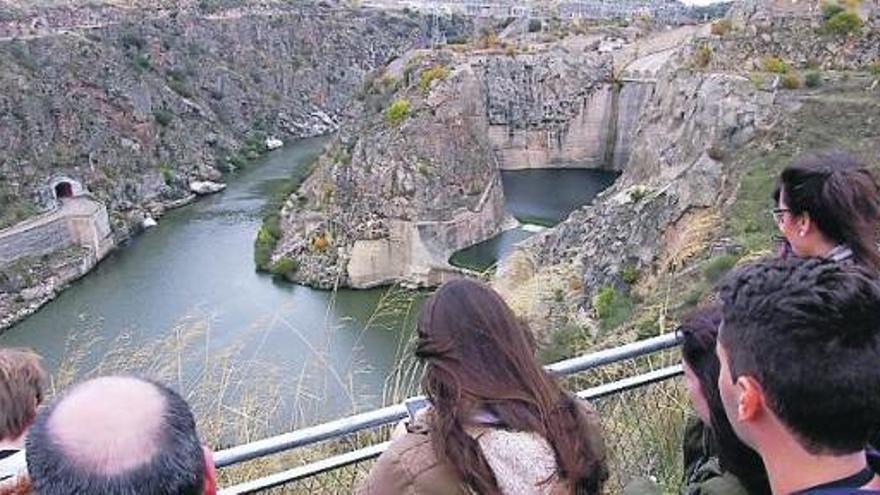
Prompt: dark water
<box><xmin>0</xmin><ymin>138</ymin><xmax>417</xmax><ymax>425</ymax></box>
<box><xmin>450</xmin><ymin>169</ymin><xmax>618</xmax><ymax>271</ymax></box>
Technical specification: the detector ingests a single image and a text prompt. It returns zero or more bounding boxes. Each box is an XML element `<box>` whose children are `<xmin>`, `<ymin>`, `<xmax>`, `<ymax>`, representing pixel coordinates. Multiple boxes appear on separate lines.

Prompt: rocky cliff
<box><xmin>0</xmin><ymin>1</ymin><xmax>425</xmax><ymax>233</ymax></box>
<box><xmin>272</xmin><ymin>50</ymin><xmax>508</xmax><ymax>288</ymax></box>
<box><xmin>495</xmin><ymin>3</ymin><xmax>880</xmax><ymax>340</ymax></box>
<box><xmin>479</xmin><ymin>46</ymin><xmax>615</xmax><ymax>170</ymax></box>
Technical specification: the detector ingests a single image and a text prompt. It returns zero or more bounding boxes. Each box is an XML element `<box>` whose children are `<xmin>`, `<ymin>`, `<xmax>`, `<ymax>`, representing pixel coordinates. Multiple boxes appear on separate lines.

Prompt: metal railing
<box><xmin>216</xmin><ymin>332</ymin><xmax>684</xmax><ymax>494</ymax></box>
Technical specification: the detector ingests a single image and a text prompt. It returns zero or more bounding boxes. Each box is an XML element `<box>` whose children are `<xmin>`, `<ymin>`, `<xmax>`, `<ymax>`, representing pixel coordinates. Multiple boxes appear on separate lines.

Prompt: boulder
<box><xmin>265</xmin><ymin>137</ymin><xmax>284</xmax><ymax>150</ymax></box>
<box><xmin>189</xmin><ymin>181</ymin><xmax>227</xmax><ymax>196</ymax></box>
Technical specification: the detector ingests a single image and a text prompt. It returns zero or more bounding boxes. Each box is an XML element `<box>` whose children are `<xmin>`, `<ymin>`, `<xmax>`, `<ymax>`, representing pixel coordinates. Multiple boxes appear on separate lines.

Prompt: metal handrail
<box><xmin>214</xmin><ymin>332</ymin><xmax>682</xmax><ymax>468</ymax></box>
<box><xmin>219</xmin><ymin>364</ymin><xmax>684</xmax><ymax>494</ymax></box>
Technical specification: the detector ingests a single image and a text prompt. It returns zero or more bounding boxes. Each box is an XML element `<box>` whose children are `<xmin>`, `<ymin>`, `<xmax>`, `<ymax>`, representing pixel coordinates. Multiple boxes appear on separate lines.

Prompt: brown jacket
<box><xmin>357</xmin><ymin>400</ymin><xmax>606</xmax><ymax>495</ymax></box>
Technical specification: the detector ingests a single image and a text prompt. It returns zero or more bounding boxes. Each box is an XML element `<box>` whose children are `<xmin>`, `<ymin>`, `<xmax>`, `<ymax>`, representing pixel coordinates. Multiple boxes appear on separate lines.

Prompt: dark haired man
<box><xmin>717</xmin><ymin>258</ymin><xmax>880</xmax><ymax>494</ymax></box>
<box><xmin>26</xmin><ymin>376</ymin><xmax>217</xmax><ymax>495</ymax></box>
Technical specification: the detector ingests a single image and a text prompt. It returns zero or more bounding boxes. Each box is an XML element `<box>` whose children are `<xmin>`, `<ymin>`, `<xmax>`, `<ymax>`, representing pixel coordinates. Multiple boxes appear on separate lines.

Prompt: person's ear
<box><xmin>798</xmin><ymin>212</ymin><xmax>812</xmax><ymax>237</ymax></box>
<box><xmin>202</xmin><ymin>445</ymin><xmax>217</xmax><ymax>495</ymax></box>
<box><xmin>735</xmin><ymin>375</ymin><xmax>765</xmax><ymax>422</ymax></box>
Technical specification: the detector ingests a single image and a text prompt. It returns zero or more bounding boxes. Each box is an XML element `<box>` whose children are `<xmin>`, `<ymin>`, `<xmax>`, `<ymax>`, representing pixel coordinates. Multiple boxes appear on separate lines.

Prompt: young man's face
<box><xmin>716</xmin><ymin>323</ymin><xmax>754</xmax><ymax>448</ymax></box>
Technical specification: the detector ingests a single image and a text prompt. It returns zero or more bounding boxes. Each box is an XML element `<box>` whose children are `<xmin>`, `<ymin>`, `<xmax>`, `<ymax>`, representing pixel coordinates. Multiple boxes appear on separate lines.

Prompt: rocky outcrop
<box><xmin>273</xmin><ymin>50</ymin><xmax>508</xmax><ymax>288</ymax></box>
<box><xmin>701</xmin><ymin>1</ymin><xmax>880</xmax><ymax>71</ymax></box>
<box><xmin>480</xmin><ymin>47</ymin><xmax>616</xmax><ymax>170</ymax></box>
<box><xmin>497</xmin><ymin>59</ymin><xmax>778</xmax><ymax>319</ymax></box>
<box><xmin>0</xmin><ymin>1</ymin><xmax>426</xmax><ymax>234</ymax></box>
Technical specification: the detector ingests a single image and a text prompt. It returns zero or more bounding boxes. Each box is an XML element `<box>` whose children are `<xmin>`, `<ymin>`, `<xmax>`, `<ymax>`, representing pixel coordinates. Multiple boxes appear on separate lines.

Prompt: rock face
<box><xmin>480</xmin><ymin>48</ymin><xmax>617</xmax><ymax>170</ymax></box>
<box><xmin>274</xmin><ymin>50</ymin><xmax>509</xmax><ymax>288</ymax></box>
<box><xmin>704</xmin><ymin>1</ymin><xmax>880</xmax><ymax>71</ymax></box>
<box><xmin>497</xmin><ymin>39</ymin><xmax>779</xmax><ymax>321</ymax></box>
<box><xmin>0</xmin><ymin>1</ymin><xmax>426</xmax><ymax>233</ymax></box>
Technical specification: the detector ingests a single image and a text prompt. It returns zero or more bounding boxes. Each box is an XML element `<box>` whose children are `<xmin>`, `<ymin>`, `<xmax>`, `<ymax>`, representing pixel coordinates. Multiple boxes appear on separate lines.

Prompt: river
<box><xmin>451</xmin><ymin>169</ymin><xmax>619</xmax><ymax>271</ymax></box>
<box><xmin>0</xmin><ymin>141</ymin><xmax>617</xmax><ymax>434</ymax></box>
<box><xmin>0</xmin><ymin>137</ymin><xmax>417</xmax><ymax>429</ymax></box>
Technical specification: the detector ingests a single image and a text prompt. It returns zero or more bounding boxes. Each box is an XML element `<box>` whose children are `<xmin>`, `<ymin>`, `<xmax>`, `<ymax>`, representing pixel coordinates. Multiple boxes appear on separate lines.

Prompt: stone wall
<box><xmin>489</xmin><ymin>84</ymin><xmax>617</xmax><ymax>170</ymax></box>
<box><xmin>347</xmin><ymin>176</ymin><xmax>507</xmax><ymax>287</ymax></box>
<box><xmin>0</xmin><ymin>216</ymin><xmax>72</xmax><ymax>267</ymax></box>
<box><xmin>0</xmin><ymin>198</ymin><xmax>114</xmax><ymax>268</ymax></box>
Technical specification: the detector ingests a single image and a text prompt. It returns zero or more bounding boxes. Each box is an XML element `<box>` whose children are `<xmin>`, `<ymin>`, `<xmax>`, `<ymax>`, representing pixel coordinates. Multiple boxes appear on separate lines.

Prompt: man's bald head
<box><xmin>26</xmin><ymin>376</ymin><xmax>208</xmax><ymax>495</ymax></box>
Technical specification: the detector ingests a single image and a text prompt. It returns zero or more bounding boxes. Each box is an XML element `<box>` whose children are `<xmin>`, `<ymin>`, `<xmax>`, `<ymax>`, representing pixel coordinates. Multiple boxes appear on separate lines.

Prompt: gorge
<box><xmin>2</xmin><ymin>0</ymin><xmax>879</xmax><ymax>438</ymax></box>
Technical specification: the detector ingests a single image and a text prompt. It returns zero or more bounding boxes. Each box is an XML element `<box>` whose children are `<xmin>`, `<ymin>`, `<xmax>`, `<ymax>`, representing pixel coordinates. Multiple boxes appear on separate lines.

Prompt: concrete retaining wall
<box><xmin>0</xmin><ymin>198</ymin><xmax>114</xmax><ymax>268</ymax></box>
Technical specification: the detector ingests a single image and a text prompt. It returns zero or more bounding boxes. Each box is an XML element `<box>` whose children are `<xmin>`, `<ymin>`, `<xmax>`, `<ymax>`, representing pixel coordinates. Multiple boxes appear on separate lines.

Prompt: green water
<box><xmin>0</xmin><ymin>137</ymin><xmax>418</xmax><ymax>425</ymax></box>
<box><xmin>451</xmin><ymin>169</ymin><xmax>619</xmax><ymax>272</ymax></box>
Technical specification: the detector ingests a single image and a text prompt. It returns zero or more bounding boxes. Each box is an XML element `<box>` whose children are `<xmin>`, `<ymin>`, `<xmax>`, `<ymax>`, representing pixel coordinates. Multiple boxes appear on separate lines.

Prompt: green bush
<box><xmin>824</xmin><ymin>11</ymin><xmax>863</xmax><ymax>36</ymax></box>
<box><xmin>781</xmin><ymin>71</ymin><xmax>802</xmax><ymax>89</ymax></box>
<box><xmin>805</xmin><ymin>71</ymin><xmax>822</xmax><ymax>88</ymax></box>
<box><xmin>621</xmin><ymin>265</ymin><xmax>640</xmax><ymax>285</ymax></box>
<box><xmin>418</xmin><ymin>65</ymin><xmax>450</xmax><ymax>93</ymax></box>
<box><xmin>703</xmin><ymin>254</ymin><xmax>740</xmax><ymax>284</ymax></box>
<box><xmin>133</xmin><ymin>53</ymin><xmax>151</xmax><ymax>71</ymax></box>
<box><xmin>868</xmin><ymin>62</ymin><xmax>880</xmax><ymax>75</ymax></box>
<box><xmin>762</xmin><ymin>56</ymin><xmax>788</xmax><ymax>74</ymax></box>
<box><xmin>821</xmin><ymin>1</ymin><xmax>845</xmax><ymax>19</ymax></box>
<box><xmin>538</xmin><ymin>323</ymin><xmax>588</xmax><ymax>364</ymax></box>
<box><xmin>592</xmin><ymin>287</ymin><xmax>635</xmax><ymax>331</ymax></box>
<box><xmin>153</xmin><ymin>109</ymin><xmax>173</xmax><ymax>127</ymax></box>
<box><xmin>384</xmin><ymin>99</ymin><xmax>410</xmax><ymax>126</ymax></box>
<box><xmin>270</xmin><ymin>257</ymin><xmax>299</xmax><ymax>280</ymax></box>
<box><xmin>254</xmin><ymin>214</ymin><xmax>282</xmax><ymax>271</ymax></box>
<box><xmin>159</xmin><ymin>163</ymin><xmax>173</xmax><ymax>185</ymax></box>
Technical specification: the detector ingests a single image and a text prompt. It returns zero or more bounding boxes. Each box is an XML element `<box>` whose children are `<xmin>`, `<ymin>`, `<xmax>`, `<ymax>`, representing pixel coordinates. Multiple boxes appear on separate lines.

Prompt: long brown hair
<box><xmin>415</xmin><ymin>279</ymin><xmax>607</xmax><ymax>494</ymax></box>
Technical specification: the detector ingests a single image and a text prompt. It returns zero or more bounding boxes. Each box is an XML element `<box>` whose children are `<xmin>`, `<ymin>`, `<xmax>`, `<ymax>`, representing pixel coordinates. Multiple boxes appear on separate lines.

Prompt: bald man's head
<box><xmin>26</xmin><ymin>376</ymin><xmax>212</xmax><ymax>495</ymax></box>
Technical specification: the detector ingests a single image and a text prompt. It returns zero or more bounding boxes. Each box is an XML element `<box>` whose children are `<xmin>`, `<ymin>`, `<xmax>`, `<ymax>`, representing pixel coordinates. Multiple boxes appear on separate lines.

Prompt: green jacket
<box><xmin>682</xmin><ymin>417</ymin><xmax>749</xmax><ymax>495</ymax></box>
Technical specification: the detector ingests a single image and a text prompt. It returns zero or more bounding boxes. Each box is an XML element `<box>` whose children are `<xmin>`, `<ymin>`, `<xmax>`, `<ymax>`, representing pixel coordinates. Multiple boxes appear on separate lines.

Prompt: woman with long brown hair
<box><xmin>359</xmin><ymin>279</ymin><xmax>607</xmax><ymax>495</ymax></box>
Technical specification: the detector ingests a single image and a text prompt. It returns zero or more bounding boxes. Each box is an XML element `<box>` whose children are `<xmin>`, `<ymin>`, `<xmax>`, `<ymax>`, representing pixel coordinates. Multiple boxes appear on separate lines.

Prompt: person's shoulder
<box><xmin>684</xmin><ymin>457</ymin><xmax>750</xmax><ymax>495</ymax></box>
<box><xmin>358</xmin><ymin>423</ymin><xmax>464</xmax><ymax>495</ymax></box>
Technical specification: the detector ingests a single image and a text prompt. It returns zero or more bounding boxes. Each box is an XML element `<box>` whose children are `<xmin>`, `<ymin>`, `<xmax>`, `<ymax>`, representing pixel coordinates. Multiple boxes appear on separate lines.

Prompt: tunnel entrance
<box><xmin>54</xmin><ymin>182</ymin><xmax>74</xmax><ymax>199</ymax></box>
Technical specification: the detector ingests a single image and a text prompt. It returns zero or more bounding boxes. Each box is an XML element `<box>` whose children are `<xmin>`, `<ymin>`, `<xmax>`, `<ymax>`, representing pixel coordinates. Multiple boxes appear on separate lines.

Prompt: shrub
<box><xmin>694</xmin><ymin>44</ymin><xmax>712</xmax><ymax>68</ymax></box>
<box><xmin>159</xmin><ymin>163</ymin><xmax>173</xmax><ymax>185</ymax></box>
<box><xmin>270</xmin><ymin>257</ymin><xmax>299</xmax><ymax>280</ymax></box>
<box><xmin>539</xmin><ymin>323</ymin><xmax>588</xmax><ymax>363</ymax></box>
<box><xmin>133</xmin><ymin>53</ymin><xmax>151</xmax><ymax>71</ymax></box>
<box><xmin>762</xmin><ymin>56</ymin><xmax>788</xmax><ymax>74</ymax></box>
<box><xmin>418</xmin><ymin>65</ymin><xmax>449</xmax><ymax>93</ymax></box>
<box><xmin>824</xmin><ymin>11</ymin><xmax>863</xmax><ymax>36</ymax></box>
<box><xmin>528</xmin><ymin>19</ymin><xmax>542</xmax><ymax>33</ymax></box>
<box><xmin>703</xmin><ymin>254</ymin><xmax>739</xmax><ymax>284</ymax></box>
<box><xmin>629</xmin><ymin>185</ymin><xmax>649</xmax><ymax>203</ymax></box>
<box><xmin>621</xmin><ymin>265</ymin><xmax>639</xmax><ymax>285</ymax></box>
<box><xmin>868</xmin><ymin>62</ymin><xmax>880</xmax><ymax>75</ymax></box>
<box><xmin>781</xmin><ymin>71</ymin><xmax>802</xmax><ymax>89</ymax></box>
<box><xmin>384</xmin><ymin>99</ymin><xmax>410</xmax><ymax>126</ymax></box>
<box><xmin>168</xmin><ymin>78</ymin><xmax>192</xmax><ymax>98</ymax></box>
<box><xmin>120</xmin><ymin>33</ymin><xmax>146</xmax><ymax>50</ymax></box>
<box><xmin>153</xmin><ymin>109</ymin><xmax>173</xmax><ymax>127</ymax></box>
<box><xmin>592</xmin><ymin>287</ymin><xmax>635</xmax><ymax>331</ymax></box>
<box><xmin>254</xmin><ymin>214</ymin><xmax>282</xmax><ymax>271</ymax></box>
<box><xmin>710</xmin><ymin>19</ymin><xmax>732</xmax><ymax>36</ymax></box>
<box><xmin>805</xmin><ymin>71</ymin><xmax>822</xmax><ymax>88</ymax></box>
<box><xmin>821</xmin><ymin>1</ymin><xmax>845</xmax><ymax>19</ymax></box>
